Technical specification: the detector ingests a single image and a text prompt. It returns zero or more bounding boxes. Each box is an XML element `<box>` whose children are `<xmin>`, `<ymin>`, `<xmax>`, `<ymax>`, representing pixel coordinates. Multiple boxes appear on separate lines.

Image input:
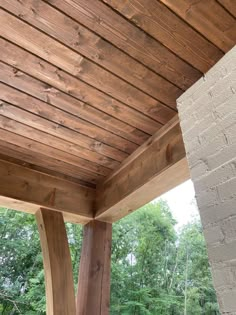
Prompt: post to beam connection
<box><xmin>36</xmin><ymin>208</ymin><xmax>76</xmax><ymax>315</ymax></box>
<box><xmin>76</xmin><ymin>220</ymin><xmax>112</xmax><ymax>315</ymax></box>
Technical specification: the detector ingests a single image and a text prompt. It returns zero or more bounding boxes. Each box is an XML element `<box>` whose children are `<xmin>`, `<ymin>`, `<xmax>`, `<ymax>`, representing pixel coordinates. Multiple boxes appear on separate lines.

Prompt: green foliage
<box><xmin>0</xmin><ymin>202</ymin><xmax>220</xmax><ymax>314</ymax></box>
<box><xmin>110</xmin><ymin>201</ymin><xmax>220</xmax><ymax>315</ymax></box>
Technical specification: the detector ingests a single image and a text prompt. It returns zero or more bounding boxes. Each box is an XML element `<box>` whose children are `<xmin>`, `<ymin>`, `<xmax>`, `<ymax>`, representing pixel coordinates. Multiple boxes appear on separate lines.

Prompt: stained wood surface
<box><xmin>103</xmin><ymin>0</ymin><xmax>224</xmax><ymax>72</ymax></box>
<box><xmin>0</xmin><ymin>151</ymin><xmax>94</xmax><ymax>187</ymax></box>
<box><xmin>0</xmin><ymin>158</ymin><xmax>94</xmax><ymax>223</ymax></box>
<box><xmin>0</xmin><ymin>39</ymin><xmax>165</xmax><ymax>133</ymax></box>
<box><xmin>0</xmin><ymin>83</ymin><xmax>135</xmax><ymax>158</ymax></box>
<box><xmin>77</xmin><ymin>220</ymin><xmax>112</xmax><ymax>315</ymax></box>
<box><xmin>0</xmin><ymin>115</ymin><xmax>120</xmax><ymax>170</ymax></box>
<box><xmin>46</xmin><ymin>0</ymin><xmax>202</xmax><ymax>90</ymax></box>
<box><xmin>0</xmin><ymin>0</ymin><xmax>235</xmax><ymax>195</ymax></box>
<box><xmin>0</xmin><ymin>140</ymin><xmax>102</xmax><ymax>186</ymax></box>
<box><xmin>1</xmin><ymin>0</ymin><xmax>183</xmax><ymax>102</ymax></box>
<box><xmin>160</xmin><ymin>0</ymin><xmax>236</xmax><ymax>52</ymax></box>
<box><xmin>0</xmin><ymin>9</ymin><xmax>179</xmax><ymax>110</ymax></box>
<box><xmin>0</xmin><ymin>62</ymin><xmax>149</xmax><ymax>145</ymax></box>
<box><xmin>0</xmin><ymin>127</ymin><xmax>110</xmax><ymax>178</ymax></box>
<box><xmin>218</xmin><ymin>0</ymin><xmax>236</xmax><ymax>18</ymax></box>
<box><xmin>36</xmin><ymin>208</ymin><xmax>76</xmax><ymax>315</ymax></box>
<box><xmin>96</xmin><ymin>116</ymin><xmax>190</xmax><ymax>222</ymax></box>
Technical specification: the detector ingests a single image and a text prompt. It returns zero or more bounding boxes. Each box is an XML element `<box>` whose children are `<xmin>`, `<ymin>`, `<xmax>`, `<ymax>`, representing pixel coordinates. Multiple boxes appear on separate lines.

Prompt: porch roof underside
<box><xmin>0</xmin><ymin>0</ymin><xmax>235</xmax><ymax>223</ymax></box>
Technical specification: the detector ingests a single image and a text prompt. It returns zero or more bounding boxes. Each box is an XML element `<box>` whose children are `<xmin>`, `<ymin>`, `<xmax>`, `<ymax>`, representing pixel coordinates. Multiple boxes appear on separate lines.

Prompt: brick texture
<box><xmin>177</xmin><ymin>45</ymin><xmax>236</xmax><ymax>315</ymax></box>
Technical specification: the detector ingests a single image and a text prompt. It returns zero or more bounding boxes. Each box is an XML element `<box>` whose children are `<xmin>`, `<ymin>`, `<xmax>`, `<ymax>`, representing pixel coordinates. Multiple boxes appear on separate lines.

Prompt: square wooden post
<box><xmin>76</xmin><ymin>220</ymin><xmax>112</xmax><ymax>315</ymax></box>
<box><xmin>36</xmin><ymin>208</ymin><xmax>76</xmax><ymax>315</ymax></box>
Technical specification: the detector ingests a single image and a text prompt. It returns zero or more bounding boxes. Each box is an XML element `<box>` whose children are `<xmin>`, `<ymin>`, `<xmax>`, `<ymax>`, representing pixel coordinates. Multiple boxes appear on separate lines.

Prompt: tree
<box><xmin>0</xmin><ymin>209</ymin><xmax>44</xmax><ymax>314</ymax></box>
<box><xmin>0</xmin><ymin>209</ymin><xmax>82</xmax><ymax>314</ymax></box>
<box><xmin>176</xmin><ymin>221</ymin><xmax>220</xmax><ymax>315</ymax></box>
<box><xmin>0</xmin><ymin>202</ymin><xmax>220</xmax><ymax>314</ymax></box>
<box><xmin>110</xmin><ymin>202</ymin><xmax>220</xmax><ymax>314</ymax></box>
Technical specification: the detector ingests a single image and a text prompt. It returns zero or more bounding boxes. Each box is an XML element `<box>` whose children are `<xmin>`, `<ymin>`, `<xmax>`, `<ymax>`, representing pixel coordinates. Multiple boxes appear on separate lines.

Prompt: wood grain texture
<box><xmin>0</xmin><ymin>151</ymin><xmax>95</xmax><ymax>187</ymax></box>
<box><xmin>0</xmin><ymin>158</ymin><xmax>95</xmax><ymax>222</ymax></box>
<box><xmin>0</xmin><ymin>39</ymin><xmax>165</xmax><ymax>134</ymax></box>
<box><xmin>1</xmin><ymin>0</ymin><xmax>183</xmax><ymax>100</ymax></box>
<box><xmin>0</xmin><ymin>140</ymin><xmax>102</xmax><ymax>186</ymax></box>
<box><xmin>103</xmin><ymin>0</ymin><xmax>224</xmax><ymax>72</ymax></box>
<box><xmin>0</xmin><ymin>82</ymin><xmax>136</xmax><ymax>156</ymax></box>
<box><xmin>0</xmin><ymin>124</ymin><xmax>111</xmax><ymax>177</ymax></box>
<box><xmin>36</xmin><ymin>208</ymin><xmax>76</xmax><ymax>315</ymax></box>
<box><xmin>0</xmin><ymin>62</ymin><xmax>148</xmax><ymax>146</ymax></box>
<box><xmin>160</xmin><ymin>0</ymin><xmax>236</xmax><ymax>52</ymax></box>
<box><xmin>0</xmin><ymin>10</ymin><xmax>179</xmax><ymax>111</ymax></box>
<box><xmin>46</xmin><ymin>0</ymin><xmax>202</xmax><ymax>90</ymax></box>
<box><xmin>96</xmin><ymin>116</ymin><xmax>190</xmax><ymax>222</ymax></box>
<box><xmin>0</xmin><ymin>102</ymin><xmax>127</xmax><ymax>165</ymax></box>
<box><xmin>77</xmin><ymin>220</ymin><xmax>112</xmax><ymax>315</ymax></box>
<box><xmin>218</xmin><ymin>0</ymin><xmax>236</xmax><ymax>18</ymax></box>
<box><xmin>0</xmin><ymin>115</ymin><xmax>120</xmax><ymax>171</ymax></box>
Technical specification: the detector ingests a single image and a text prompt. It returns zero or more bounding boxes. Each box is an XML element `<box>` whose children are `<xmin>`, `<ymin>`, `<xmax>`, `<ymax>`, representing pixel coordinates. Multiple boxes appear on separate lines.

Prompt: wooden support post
<box><xmin>76</xmin><ymin>220</ymin><xmax>112</xmax><ymax>315</ymax></box>
<box><xmin>36</xmin><ymin>208</ymin><xmax>76</xmax><ymax>315</ymax></box>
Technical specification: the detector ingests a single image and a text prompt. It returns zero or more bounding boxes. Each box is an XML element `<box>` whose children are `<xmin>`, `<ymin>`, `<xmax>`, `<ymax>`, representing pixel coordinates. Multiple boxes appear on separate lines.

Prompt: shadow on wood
<box><xmin>36</xmin><ymin>208</ymin><xmax>76</xmax><ymax>315</ymax></box>
<box><xmin>76</xmin><ymin>220</ymin><xmax>112</xmax><ymax>315</ymax></box>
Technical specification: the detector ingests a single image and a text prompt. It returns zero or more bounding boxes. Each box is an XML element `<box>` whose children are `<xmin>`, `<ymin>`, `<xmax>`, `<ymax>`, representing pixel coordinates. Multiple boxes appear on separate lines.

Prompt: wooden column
<box><xmin>36</xmin><ymin>208</ymin><xmax>76</xmax><ymax>315</ymax></box>
<box><xmin>76</xmin><ymin>220</ymin><xmax>112</xmax><ymax>315</ymax></box>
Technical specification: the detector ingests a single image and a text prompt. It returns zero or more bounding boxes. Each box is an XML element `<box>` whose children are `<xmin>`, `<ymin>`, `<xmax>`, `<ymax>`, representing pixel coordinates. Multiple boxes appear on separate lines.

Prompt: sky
<box><xmin>155</xmin><ymin>179</ymin><xmax>200</xmax><ymax>230</ymax></box>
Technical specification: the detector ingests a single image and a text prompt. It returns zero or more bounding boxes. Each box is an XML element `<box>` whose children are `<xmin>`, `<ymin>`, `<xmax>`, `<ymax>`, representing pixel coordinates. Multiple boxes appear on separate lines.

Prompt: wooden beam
<box><xmin>77</xmin><ymin>220</ymin><xmax>112</xmax><ymax>315</ymax></box>
<box><xmin>36</xmin><ymin>208</ymin><xmax>76</xmax><ymax>315</ymax></box>
<box><xmin>0</xmin><ymin>158</ymin><xmax>95</xmax><ymax>224</ymax></box>
<box><xmin>96</xmin><ymin>115</ymin><xmax>190</xmax><ymax>222</ymax></box>
<box><xmin>0</xmin><ymin>141</ymin><xmax>100</xmax><ymax>187</ymax></box>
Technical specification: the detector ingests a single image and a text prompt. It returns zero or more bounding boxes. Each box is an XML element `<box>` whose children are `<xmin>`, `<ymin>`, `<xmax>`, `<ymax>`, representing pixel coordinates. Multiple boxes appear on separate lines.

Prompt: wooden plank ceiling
<box><xmin>0</xmin><ymin>0</ymin><xmax>235</xmax><ymax>190</ymax></box>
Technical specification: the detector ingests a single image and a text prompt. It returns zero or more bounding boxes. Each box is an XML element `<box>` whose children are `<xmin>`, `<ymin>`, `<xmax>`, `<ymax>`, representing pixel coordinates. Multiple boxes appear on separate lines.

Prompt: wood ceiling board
<box><xmin>0</xmin><ymin>101</ymin><xmax>127</xmax><ymax>165</ymax></box>
<box><xmin>0</xmin><ymin>124</ymin><xmax>112</xmax><ymax>177</ymax></box>
<box><xmin>160</xmin><ymin>0</ymin><xmax>236</xmax><ymax>52</ymax></box>
<box><xmin>0</xmin><ymin>116</ymin><xmax>120</xmax><ymax>171</ymax></box>
<box><xmin>0</xmin><ymin>10</ymin><xmax>178</xmax><ymax>113</ymax></box>
<box><xmin>96</xmin><ymin>116</ymin><xmax>189</xmax><ymax>222</ymax></box>
<box><xmin>0</xmin><ymin>97</ymin><xmax>128</xmax><ymax>165</ymax></box>
<box><xmin>45</xmin><ymin>0</ymin><xmax>202</xmax><ymax>90</ymax></box>
<box><xmin>0</xmin><ymin>141</ymin><xmax>103</xmax><ymax>186</ymax></box>
<box><xmin>0</xmin><ymin>151</ymin><xmax>96</xmax><ymax>188</ymax></box>
<box><xmin>0</xmin><ymin>39</ymin><xmax>165</xmax><ymax>134</ymax></box>
<box><xmin>218</xmin><ymin>0</ymin><xmax>236</xmax><ymax>18</ymax></box>
<box><xmin>2</xmin><ymin>0</ymin><xmax>183</xmax><ymax>101</ymax></box>
<box><xmin>0</xmin><ymin>158</ymin><xmax>95</xmax><ymax>223</ymax></box>
<box><xmin>0</xmin><ymin>0</ymin><xmax>233</xmax><ymax>221</ymax></box>
<box><xmin>0</xmin><ymin>82</ymin><xmax>137</xmax><ymax>155</ymax></box>
<box><xmin>103</xmin><ymin>0</ymin><xmax>224</xmax><ymax>72</ymax></box>
<box><xmin>0</xmin><ymin>62</ymin><xmax>149</xmax><ymax>146</ymax></box>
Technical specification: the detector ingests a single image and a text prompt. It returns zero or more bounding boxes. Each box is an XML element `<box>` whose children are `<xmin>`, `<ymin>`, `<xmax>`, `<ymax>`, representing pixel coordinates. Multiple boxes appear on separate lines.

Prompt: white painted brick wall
<box><xmin>177</xmin><ymin>45</ymin><xmax>236</xmax><ymax>315</ymax></box>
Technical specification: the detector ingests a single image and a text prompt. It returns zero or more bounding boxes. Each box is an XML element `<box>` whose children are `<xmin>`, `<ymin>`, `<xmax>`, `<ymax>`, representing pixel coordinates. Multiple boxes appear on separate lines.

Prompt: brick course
<box><xmin>177</xmin><ymin>45</ymin><xmax>236</xmax><ymax>314</ymax></box>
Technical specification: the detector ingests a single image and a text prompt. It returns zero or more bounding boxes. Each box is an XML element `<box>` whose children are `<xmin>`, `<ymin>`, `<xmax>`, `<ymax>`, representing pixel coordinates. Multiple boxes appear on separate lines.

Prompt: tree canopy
<box><xmin>0</xmin><ymin>201</ymin><xmax>220</xmax><ymax>314</ymax></box>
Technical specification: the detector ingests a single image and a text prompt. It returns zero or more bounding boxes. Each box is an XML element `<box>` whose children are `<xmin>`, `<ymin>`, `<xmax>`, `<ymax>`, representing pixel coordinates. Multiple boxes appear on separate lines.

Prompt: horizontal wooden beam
<box><xmin>95</xmin><ymin>115</ymin><xmax>190</xmax><ymax>222</ymax></box>
<box><xmin>0</xmin><ymin>116</ymin><xmax>189</xmax><ymax>224</ymax></box>
<box><xmin>0</xmin><ymin>159</ymin><xmax>95</xmax><ymax>224</ymax></box>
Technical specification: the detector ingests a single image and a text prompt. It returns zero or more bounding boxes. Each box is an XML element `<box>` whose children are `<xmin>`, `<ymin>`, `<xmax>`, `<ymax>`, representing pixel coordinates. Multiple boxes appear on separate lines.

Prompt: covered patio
<box><xmin>0</xmin><ymin>0</ymin><xmax>236</xmax><ymax>314</ymax></box>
